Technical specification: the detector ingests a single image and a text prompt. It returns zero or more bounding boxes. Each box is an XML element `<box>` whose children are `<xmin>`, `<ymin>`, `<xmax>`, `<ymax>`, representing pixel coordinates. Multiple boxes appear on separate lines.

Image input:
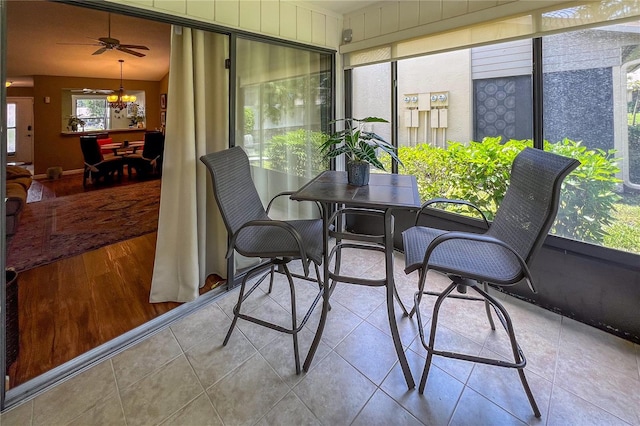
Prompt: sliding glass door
<box><xmin>235</xmin><ymin>38</ymin><xmax>332</xmax><ymax>220</ymax></box>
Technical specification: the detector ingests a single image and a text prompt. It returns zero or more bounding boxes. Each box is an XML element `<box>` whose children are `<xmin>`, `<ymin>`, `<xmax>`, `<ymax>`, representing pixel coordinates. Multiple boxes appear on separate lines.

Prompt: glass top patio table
<box><xmin>291</xmin><ymin>170</ymin><xmax>421</xmax><ymax>389</ymax></box>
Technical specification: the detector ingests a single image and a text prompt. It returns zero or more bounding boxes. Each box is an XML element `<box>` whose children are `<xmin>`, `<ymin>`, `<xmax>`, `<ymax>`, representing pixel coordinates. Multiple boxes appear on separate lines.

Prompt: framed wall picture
<box><xmin>160</xmin><ymin>93</ymin><xmax>167</xmax><ymax>109</ymax></box>
<box><xmin>161</xmin><ymin>111</ymin><xmax>166</xmax><ymax>125</ymax></box>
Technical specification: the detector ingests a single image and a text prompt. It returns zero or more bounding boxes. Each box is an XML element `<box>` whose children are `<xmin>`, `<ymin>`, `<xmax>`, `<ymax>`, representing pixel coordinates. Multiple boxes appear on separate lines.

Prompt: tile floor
<box><xmin>2</xmin><ymin>247</ymin><xmax>639</xmax><ymax>425</ymax></box>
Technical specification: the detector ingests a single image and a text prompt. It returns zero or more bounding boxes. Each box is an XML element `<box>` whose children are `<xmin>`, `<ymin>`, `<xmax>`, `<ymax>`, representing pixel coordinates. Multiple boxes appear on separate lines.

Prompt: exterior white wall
<box><xmin>471</xmin><ymin>39</ymin><xmax>532</xmax><ymax>79</ymax></box>
<box><xmin>396</xmin><ymin>50</ymin><xmax>472</xmax><ymax>147</ymax></box>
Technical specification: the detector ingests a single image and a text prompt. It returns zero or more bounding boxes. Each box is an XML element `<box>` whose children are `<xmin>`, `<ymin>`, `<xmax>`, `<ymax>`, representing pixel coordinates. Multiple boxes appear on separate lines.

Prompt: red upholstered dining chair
<box><xmin>95</xmin><ymin>133</ymin><xmax>114</xmax><ymax>156</ymax></box>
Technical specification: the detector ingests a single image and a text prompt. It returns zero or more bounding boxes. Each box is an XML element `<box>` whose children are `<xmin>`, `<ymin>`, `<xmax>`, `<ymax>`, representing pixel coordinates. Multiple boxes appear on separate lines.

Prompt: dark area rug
<box><xmin>7</xmin><ymin>179</ymin><xmax>160</xmax><ymax>272</ymax></box>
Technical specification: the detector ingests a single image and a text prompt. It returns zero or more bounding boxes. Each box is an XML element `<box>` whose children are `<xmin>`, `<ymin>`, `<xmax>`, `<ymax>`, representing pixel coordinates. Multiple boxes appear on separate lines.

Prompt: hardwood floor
<box><xmin>27</xmin><ymin>171</ymin><xmax>143</xmax><ymax>201</ymax></box>
<box><xmin>7</xmin><ymin>173</ymin><xmax>223</xmax><ymax>387</ymax></box>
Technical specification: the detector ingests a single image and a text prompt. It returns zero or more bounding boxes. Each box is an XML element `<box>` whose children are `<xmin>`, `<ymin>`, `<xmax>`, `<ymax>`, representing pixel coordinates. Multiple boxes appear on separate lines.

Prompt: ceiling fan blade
<box><xmin>71</xmin><ymin>88</ymin><xmax>111</xmax><ymax>94</ymax></box>
<box><xmin>57</xmin><ymin>42</ymin><xmax>101</xmax><ymax>46</ymax></box>
<box><xmin>117</xmin><ymin>47</ymin><xmax>146</xmax><ymax>57</ymax></box>
<box><xmin>92</xmin><ymin>47</ymin><xmax>107</xmax><ymax>55</ymax></box>
<box><xmin>118</xmin><ymin>44</ymin><xmax>150</xmax><ymax>51</ymax></box>
<box><xmin>99</xmin><ymin>37</ymin><xmax>120</xmax><ymax>46</ymax></box>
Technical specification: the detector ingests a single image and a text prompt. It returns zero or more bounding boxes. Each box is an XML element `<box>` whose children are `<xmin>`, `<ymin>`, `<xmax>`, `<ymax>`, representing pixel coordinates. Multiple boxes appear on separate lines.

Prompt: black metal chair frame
<box><xmin>200</xmin><ymin>147</ymin><xmax>324</xmax><ymax>374</ymax></box>
<box><xmin>403</xmin><ymin>148</ymin><xmax>580</xmax><ymax>418</ymax></box>
<box><xmin>223</xmin><ymin>189</ymin><xmax>325</xmax><ymax>374</ymax></box>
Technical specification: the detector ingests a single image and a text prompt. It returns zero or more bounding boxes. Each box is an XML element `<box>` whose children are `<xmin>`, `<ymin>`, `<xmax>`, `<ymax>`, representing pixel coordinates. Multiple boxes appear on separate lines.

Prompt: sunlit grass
<box><xmin>604</xmin><ymin>192</ymin><xmax>640</xmax><ymax>254</ymax></box>
<box><xmin>628</xmin><ymin>113</ymin><xmax>640</xmax><ymax>125</ymax></box>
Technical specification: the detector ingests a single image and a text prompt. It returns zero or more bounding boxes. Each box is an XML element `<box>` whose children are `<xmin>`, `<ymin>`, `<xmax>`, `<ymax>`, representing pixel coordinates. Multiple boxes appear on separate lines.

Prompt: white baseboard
<box><xmin>33</xmin><ymin>168</ymin><xmax>84</xmax><ymax>180</ymax></box>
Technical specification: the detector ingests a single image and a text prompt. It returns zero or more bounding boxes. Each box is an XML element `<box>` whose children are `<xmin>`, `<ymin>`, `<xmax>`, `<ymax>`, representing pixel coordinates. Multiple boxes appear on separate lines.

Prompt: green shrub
<box><xmin>389</xmin><ymin>138</ymin><xmax>527</xmax><ymax>220</ymax></box>
<box><xmin>386</xmin><ymin>138</ymin><xmax>621</xmax><ymax>244</ymax></box>
<box><xmin>394</xmin><ymin>143</ymin><xmax>453</xmax><ymax>200</ymax></box>
<box><xmin>244</xmin><ymin>107</ymin><xmax>255</xmax><ymax>135</ymax></box>
<box><xmin>546</xmin><ymin>139</ymin><xmax>621</xmax><ymax>243</ymax></box>
<box><xmin>441</xmin><ymin>138</ymin><xmax>526</xmax><ymax>219</ymax></box>
<box><xmin>267</xmin><ymin>129</ymin><xmax>329</xmax><ymax>178</ymax></box>
<box><xmin>604</xmin><ymin>193</ymin><xmax>640</xmax><ymax>254</ymax></box>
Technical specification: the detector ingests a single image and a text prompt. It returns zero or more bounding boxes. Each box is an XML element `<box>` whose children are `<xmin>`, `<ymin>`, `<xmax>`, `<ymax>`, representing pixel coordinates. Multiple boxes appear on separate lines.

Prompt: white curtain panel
<box><xmin>149</xmin><ymin>27</ymin><xmax>229</xmax><ymax>303</ymax></box>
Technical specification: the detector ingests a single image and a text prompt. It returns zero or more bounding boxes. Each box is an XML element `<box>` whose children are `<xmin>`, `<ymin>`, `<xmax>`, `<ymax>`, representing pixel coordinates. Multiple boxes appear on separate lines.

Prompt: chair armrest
<box><xmin>414</xmin><ymin>198</ymin><xmax>490</xmax><ymax>229</ymax></box>
<box><xmin>266</xmin><ymin>191</ymin><xmax>295</xmax><ymax>213</ymax></box>
<box><xmin>422</xmin><ymin>231</ymin><xmax>536</xmax><ymax>293</ymax></box>
<box><xmin>227</xmin><ymin>219</ymin><xmax>311</xmax><ymax>276</ymax></box>
<box><xmin>266</xmin><ymin>191</ymin><xmax>322</xmax><ymax>217</ymax></box>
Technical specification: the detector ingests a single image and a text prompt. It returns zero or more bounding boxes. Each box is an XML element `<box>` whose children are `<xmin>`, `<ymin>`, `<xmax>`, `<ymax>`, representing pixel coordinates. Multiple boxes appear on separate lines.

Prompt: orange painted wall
<box><xmin>8</xmin><ymin>75</ymin><xmax>162</xmax><ymax>174</ymax></box>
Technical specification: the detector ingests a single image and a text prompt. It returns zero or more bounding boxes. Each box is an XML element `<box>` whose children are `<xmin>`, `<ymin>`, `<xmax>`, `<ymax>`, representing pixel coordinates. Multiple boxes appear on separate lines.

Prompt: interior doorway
<box><xmin>6</xmin><ymin>97</ymin><xmax>33</xmax><ymax>164</ymax></box>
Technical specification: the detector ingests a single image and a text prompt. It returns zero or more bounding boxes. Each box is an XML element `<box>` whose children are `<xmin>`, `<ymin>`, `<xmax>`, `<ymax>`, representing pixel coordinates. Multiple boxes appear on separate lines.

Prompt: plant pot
<box><xmin>347</xmin><ymin>161</ymin><xmax>370</xmax><ymax>186</ymax></box>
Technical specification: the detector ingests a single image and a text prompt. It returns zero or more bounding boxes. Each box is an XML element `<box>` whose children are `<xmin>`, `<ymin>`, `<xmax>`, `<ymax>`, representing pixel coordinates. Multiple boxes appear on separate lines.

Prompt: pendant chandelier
<box><xmin>107</xmin><ymin>59</ymin><xmax>136</xmax><ymax>111</ymax></box>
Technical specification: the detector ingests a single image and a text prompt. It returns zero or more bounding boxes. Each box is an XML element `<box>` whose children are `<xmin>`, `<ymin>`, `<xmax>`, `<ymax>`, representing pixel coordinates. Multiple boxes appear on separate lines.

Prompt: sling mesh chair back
<box><xmin>200</xmin><ymin>146</ymin><xmax>324</xmax><ymax>374</ymax></box>
<box><xmin>402</xmin><ymin>147</ymin><xmax>579</xmax><ymax>417</ymax></box>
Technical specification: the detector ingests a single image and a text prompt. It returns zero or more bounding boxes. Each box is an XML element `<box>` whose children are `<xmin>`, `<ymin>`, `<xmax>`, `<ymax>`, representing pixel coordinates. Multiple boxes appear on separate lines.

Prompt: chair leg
<box><xmin>418</xmin><ymin>282</ymin><xmax>457</xmax><ymax>393</ymax></box>
<box><xmin>413</xmin><ymin>273</ymin><xmax>541</xmax><ymax>417</ymax></box>
<box><xmin>517</xmin><ymin>368</ymin><xmax>541</xmax><ymax>417</ymax></box>
<box><xmin>223</xmin><ymin>264</ymin><xmax>269</xmax><ymax>345</ymax></box>
<box><xmin>268</xmin><ymin>264</ymin><xmax>275</xmax><ymax>293</ymax></box>
<box><xmin>224</xmin><ymin>260</ymin><xmax>323</xmax><ymax>376</ymax></box>
<box><xmin>474</xmin><ymin>286</ymin><xmax>541</xmax><ymax>418</ymax></box>
<box><xmin>313</xmin><ymin>261</ymin><xmax>323</xmax><ymax>292</ymax></box>
<box><xmin>223</xmin><ymin>272</ymin><xmax>250</xmax><ymax>346</ymax></box>
<box><xmin>482</xmin><ymin>282</ymin><xmax>496</xmax><ymax>330</ymax></box>
<box><xmin>283</xmin><ymin>264</ymin><xmax>301</xmax><ymax>374</ymax></box>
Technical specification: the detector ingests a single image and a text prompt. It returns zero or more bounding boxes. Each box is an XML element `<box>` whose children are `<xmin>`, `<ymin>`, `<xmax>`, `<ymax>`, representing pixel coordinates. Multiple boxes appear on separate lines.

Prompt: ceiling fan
<box><xmin>70</xmin><ymin>88</ymin><xmax>114</xmax><ymax>94</ymax></box>
<box><xmin>60</xmin><ymin>14</ymin><xmax>150</xmax><ymax>58</ymax></box>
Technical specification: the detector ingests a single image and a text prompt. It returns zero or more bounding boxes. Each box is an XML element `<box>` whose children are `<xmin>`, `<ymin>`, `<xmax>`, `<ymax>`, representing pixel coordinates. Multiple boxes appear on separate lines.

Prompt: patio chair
<box><xmin>200</xmin><ymin>146</ymin><xmax>324</xmax><ymax>374</ymax></box>
<box><xmin>79</xmin><ymin>135</ymin><xmax>124</xmax><ymax>187</ymax></box>
<box><xmin>402</xmin><ymin>147</ymin><xmax>579</xmax><ymax>417</ymax></box>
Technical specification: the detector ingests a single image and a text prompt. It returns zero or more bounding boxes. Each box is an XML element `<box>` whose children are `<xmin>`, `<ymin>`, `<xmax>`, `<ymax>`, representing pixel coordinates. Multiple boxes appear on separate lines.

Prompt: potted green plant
<box><xmin>130</xmin><ymin>104</ymin><xmax>145</xmax><ymax>128</ymax></box>
<box><xmin>67</xmin><ymin>115</ymin><xmax>86</xmax><ymax>132</ymax></box>
<box><xmin>135</xmin><ymin>112</ymin><xmax>145</xmax><ymax>128</ymax></box>
<box><xmin>320</xmin><ymin>117</ymin><xmax>402</xmax><ymax>186</ymax></box>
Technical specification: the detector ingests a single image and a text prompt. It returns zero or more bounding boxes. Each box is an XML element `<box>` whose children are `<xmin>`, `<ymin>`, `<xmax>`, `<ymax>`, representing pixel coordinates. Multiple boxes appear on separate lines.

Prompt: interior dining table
<box><xmin>291</xmin><ymin>170</ymin><xmax>421</xmax><ymax>390</ymax></box>
<box><xmin>101</xmin><ymin>140</ymin><xmax>145</xmax><ymax>156</ymax></box>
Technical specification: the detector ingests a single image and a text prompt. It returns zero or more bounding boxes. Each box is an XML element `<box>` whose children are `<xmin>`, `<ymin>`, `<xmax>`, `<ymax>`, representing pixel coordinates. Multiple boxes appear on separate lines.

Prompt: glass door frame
<box><xmin>0</xmin><ymin>0</ymin><xmax>336</xmax><ymax>411</ymax></box>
